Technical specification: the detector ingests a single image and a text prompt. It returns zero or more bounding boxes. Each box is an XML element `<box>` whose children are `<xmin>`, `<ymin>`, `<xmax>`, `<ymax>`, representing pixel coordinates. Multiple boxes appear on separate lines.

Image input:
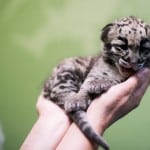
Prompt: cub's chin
<box><xmin>116</xmin><ymin>59</ymin><xmax>135</xmax><ymax>78</ymax></box>
<box><xmin>118</xmin><ymin>65</ymin><xmax>135</xmax><ymax>78</ymax></box>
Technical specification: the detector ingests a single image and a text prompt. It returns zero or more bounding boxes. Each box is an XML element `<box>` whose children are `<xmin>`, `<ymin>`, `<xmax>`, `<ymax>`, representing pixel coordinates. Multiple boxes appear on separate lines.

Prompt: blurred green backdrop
<box><xmin>0</xmin><ymin>0</ymin><xmax>150</xmax><ymax>149</ymax></box>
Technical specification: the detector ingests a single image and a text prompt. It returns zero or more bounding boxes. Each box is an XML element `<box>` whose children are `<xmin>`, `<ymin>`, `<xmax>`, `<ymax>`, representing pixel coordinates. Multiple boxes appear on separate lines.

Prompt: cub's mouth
<box><xmin>119</xmin><ymin>58</ymin><xmax>145</xmax><ymax>71</ymax></box>
<box><xmin>119</xmin><ymin>58</ymin><xmax>131</xmax><ymax>69</ymax></box>
<box><xmin>118</xmin><ymin>58</ymin><xmax>137</xmax><ymax>77</ymax></box>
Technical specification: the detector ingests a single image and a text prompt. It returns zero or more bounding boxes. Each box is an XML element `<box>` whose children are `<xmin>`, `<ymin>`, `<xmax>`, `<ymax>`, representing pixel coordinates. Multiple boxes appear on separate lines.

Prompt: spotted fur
<box><xmin>42</xmin><ymin>16</ymin><xmax>150</xmax><ymax>150</ymax></box>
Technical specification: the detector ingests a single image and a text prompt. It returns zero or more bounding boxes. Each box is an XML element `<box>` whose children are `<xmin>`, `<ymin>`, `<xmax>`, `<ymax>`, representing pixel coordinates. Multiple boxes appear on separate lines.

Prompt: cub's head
<box><xmin>101</xmin><ymin>16</ymin><xmax>150</xmax><ymax>76</ymax></box>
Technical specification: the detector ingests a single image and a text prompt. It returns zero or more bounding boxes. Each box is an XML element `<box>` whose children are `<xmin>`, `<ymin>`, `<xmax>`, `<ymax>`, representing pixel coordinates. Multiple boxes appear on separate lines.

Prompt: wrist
<box><xmin>86</xmin><ymin>99</ymin><xmax>109</xmax><ymax>135</ymax></box>
<box><xmin>37</xmin><ymin>95</ymin><xmax>70</xmax><ymax>123</ymax></box>
<box><xmin>38</xmin><ymin>110</ymin><xmax>71</xmax><ymax>127</ymax></box>
<box><xmin>21</xmin><ymin>114</ymin><xmax>71</xmax><ymax>150</ymax></box>
<box><xmin>87</xmin><ymin>110</ymin><xmax>107</xmax><ymax>135</ymax></box>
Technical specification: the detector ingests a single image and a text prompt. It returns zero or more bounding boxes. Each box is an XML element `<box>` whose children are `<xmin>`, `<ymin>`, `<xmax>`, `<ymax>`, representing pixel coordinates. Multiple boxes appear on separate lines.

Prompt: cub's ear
<box><xmin>101</xmin><ymin>23</ymin><xmax>114</xmax><ymax>43</ymax></box>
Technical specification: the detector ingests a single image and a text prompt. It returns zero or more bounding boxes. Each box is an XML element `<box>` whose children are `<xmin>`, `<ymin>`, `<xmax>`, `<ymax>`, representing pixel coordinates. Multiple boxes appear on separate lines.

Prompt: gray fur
<box><xmin>42</xmin><ymin>16</ymin><xmax>150</xmax><ymax>150</ymax></box>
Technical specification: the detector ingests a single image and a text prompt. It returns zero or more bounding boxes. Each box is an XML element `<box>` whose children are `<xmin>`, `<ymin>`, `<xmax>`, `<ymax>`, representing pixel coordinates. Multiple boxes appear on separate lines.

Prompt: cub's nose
<box><xmin>130</xmin><ymin>60</ymin><xmax>144</xmax><ymax>71</ymax></box>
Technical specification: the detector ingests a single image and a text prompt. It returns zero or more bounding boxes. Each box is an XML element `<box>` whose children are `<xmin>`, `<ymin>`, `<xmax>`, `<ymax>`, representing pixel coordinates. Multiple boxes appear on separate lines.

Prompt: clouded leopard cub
<box><xmin>42</xmin><ymin>16</ymin><xmax>150</xmax><ymax>150</ymax></box>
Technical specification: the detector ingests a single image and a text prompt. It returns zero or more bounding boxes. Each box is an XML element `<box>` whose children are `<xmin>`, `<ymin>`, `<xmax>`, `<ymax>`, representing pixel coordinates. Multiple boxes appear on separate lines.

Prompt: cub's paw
<box><xmin>89</xmin><ymin>81</ymin><xmax>111</xmax><ymax>95</ymax></box>
<box><xmin>64</xmin><ymin>100</ymin><xmax>90</xmax><ymax>112</ymax></box>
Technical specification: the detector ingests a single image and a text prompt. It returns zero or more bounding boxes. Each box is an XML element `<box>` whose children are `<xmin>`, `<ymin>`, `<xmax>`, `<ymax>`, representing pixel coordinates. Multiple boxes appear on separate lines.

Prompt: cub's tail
<box><xmin>69</xmin><ymin>110</ymin><xmax>109</xmax><ymax>150</ymax></box>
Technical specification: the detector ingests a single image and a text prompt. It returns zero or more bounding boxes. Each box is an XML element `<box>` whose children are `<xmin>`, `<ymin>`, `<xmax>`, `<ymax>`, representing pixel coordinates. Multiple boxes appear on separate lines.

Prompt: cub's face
<box><xmin>101</xmin><ymin>16</ymin><xmax>150</xmax><ymax>76</ymax></box>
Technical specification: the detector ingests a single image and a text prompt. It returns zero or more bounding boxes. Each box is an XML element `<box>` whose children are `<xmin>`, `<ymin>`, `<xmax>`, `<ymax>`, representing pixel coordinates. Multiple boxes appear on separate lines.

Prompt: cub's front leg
<box><xmin>86</xmin><ymin>79</ymin><xmax>113</xmax><ymax>99</ymax></box>
<box><xmin>64</xmin><ymin>78</ymin><xmax>113</xmax><ymax>113</ymax></box>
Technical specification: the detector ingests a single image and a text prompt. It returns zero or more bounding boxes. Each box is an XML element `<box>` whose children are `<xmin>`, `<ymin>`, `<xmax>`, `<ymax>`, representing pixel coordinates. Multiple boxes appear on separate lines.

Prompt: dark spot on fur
<box><xmin>140</xmin><ymin>24</ymin><xmax>144</xmax><ymax>28</ymax></box>
<box><xmin>129</xmin><ymin>30</ymin><xmax>131</xmax><ymax>34</ymax></box>
<box><xmin>145</xmin><ymin>25</ymin><xmax>150</xmax><ymax>35</ymax></box>
<box><xmin>64</xmin><ymin>74</ymin><xmax>75</xmax><ymax>81</ymax></box>
<box><xmin>57</xmin><ymin>75</ymin><xmax>67</xmax><ymax>83</ymax></box>
<box><xmin>75</xmin><ymin>59</ymin><xmax>84</xmax><ymax>66</ymax></box>
<box><xmin>131</xmin><ymin>27</ymin><xmax>137</xmax><ymax>32</ymax></box>
<box><xmin>59</xmin><ymin>85</ymin><xmax>66</xmax><ymax>89</ymax></box>
<box><xmin>102</xmin><ymin>72</ymin><xmax>108</xmax><ymax>76</ymax></box>
<box><xmin>118</xmin><ymin>24</ymin><xmax>125</xmax><ymax>27</ymax></box>
<box><xmin>119</xmin><ymin>28</ymin><xmax>122</xmax><ymax>33</ymax></box>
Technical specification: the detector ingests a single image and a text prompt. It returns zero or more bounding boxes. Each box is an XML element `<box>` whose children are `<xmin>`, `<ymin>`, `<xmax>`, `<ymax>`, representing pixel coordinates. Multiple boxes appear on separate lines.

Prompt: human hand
<box><xmin>36</xmin><ymin>95</ymin><xmax>69</xmax><ymax>120</ymax></box>
<box><xmin>87</xmin><ymin>68</ymin><xmax>150</xmax><ymax>135</ymax></box>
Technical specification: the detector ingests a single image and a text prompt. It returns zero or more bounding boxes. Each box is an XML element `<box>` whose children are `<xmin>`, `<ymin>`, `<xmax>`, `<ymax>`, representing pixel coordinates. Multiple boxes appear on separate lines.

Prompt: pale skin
<box><xmin>20</xmin><ymin>68</ymin><xmax>150</xmax><ymax>150</ymax></box>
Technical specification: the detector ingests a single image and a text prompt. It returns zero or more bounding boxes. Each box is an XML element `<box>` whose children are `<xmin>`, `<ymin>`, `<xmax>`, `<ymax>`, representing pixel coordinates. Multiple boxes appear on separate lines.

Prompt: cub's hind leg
<box><xmin>43</xmin><ymin>57</ymin><xmax>93</xmax><ymax>110</ymax></box>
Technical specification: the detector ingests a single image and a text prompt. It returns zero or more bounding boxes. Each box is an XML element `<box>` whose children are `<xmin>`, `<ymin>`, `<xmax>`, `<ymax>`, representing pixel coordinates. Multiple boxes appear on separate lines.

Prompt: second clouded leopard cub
<box><xmin>43</xmin><ymin>16</ymin><xmax>150</xmax><ymax>150</ymax></box>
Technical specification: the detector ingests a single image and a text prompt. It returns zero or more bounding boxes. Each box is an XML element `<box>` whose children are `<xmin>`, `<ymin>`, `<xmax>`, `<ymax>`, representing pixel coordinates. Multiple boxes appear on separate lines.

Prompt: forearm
<box><xmin>20</xmin><ymin>96</ymin><xmax>71</xmax><ymax>150</ymax></box>
<box><xmin>21</xmin><ymin>116</ymin><xmax>70</xmax><ymax>150</ymax></box>
<box><xmin>21</xmin><ymin>112</ymin><xmax>70</xmax><ymax>150</ymax></box>
<box><xmin>56</xmin><ymin>124</ymin><xmax>98</xmax><ymax>150</ymax></box>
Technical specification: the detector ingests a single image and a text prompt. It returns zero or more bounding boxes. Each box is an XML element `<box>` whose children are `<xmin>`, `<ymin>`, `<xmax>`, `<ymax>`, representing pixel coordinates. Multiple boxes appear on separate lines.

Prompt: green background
<box><xmin>0</xmin><ymin>0</ymin><xmax>150</xmax><ymax>149</ymax></box>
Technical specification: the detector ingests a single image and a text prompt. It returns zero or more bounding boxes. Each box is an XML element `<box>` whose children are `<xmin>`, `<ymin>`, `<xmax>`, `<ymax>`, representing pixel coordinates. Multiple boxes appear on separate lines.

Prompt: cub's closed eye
<box><xmin>120</xmin><ymin>44</ymin><xmax>128</xmax><ymax>50</ymax></box>
<box><xmin>141</xmin><ymin>48</ymin><xmax>150</xmax><ymax>54</ymax></box>
<box><xmin>112</xmin><ymin>44</ymin><xmax>128</xmax><ymax>51</ymax></box>
<box><xmin>140</xmin><ymin>39</ymin><xmax>150</xmax><ymax>51</ymax></box>
<box><xmin>141</xmin><ymin>45</ymin><xmax>150</xmax><ymax>50</ymax></box>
